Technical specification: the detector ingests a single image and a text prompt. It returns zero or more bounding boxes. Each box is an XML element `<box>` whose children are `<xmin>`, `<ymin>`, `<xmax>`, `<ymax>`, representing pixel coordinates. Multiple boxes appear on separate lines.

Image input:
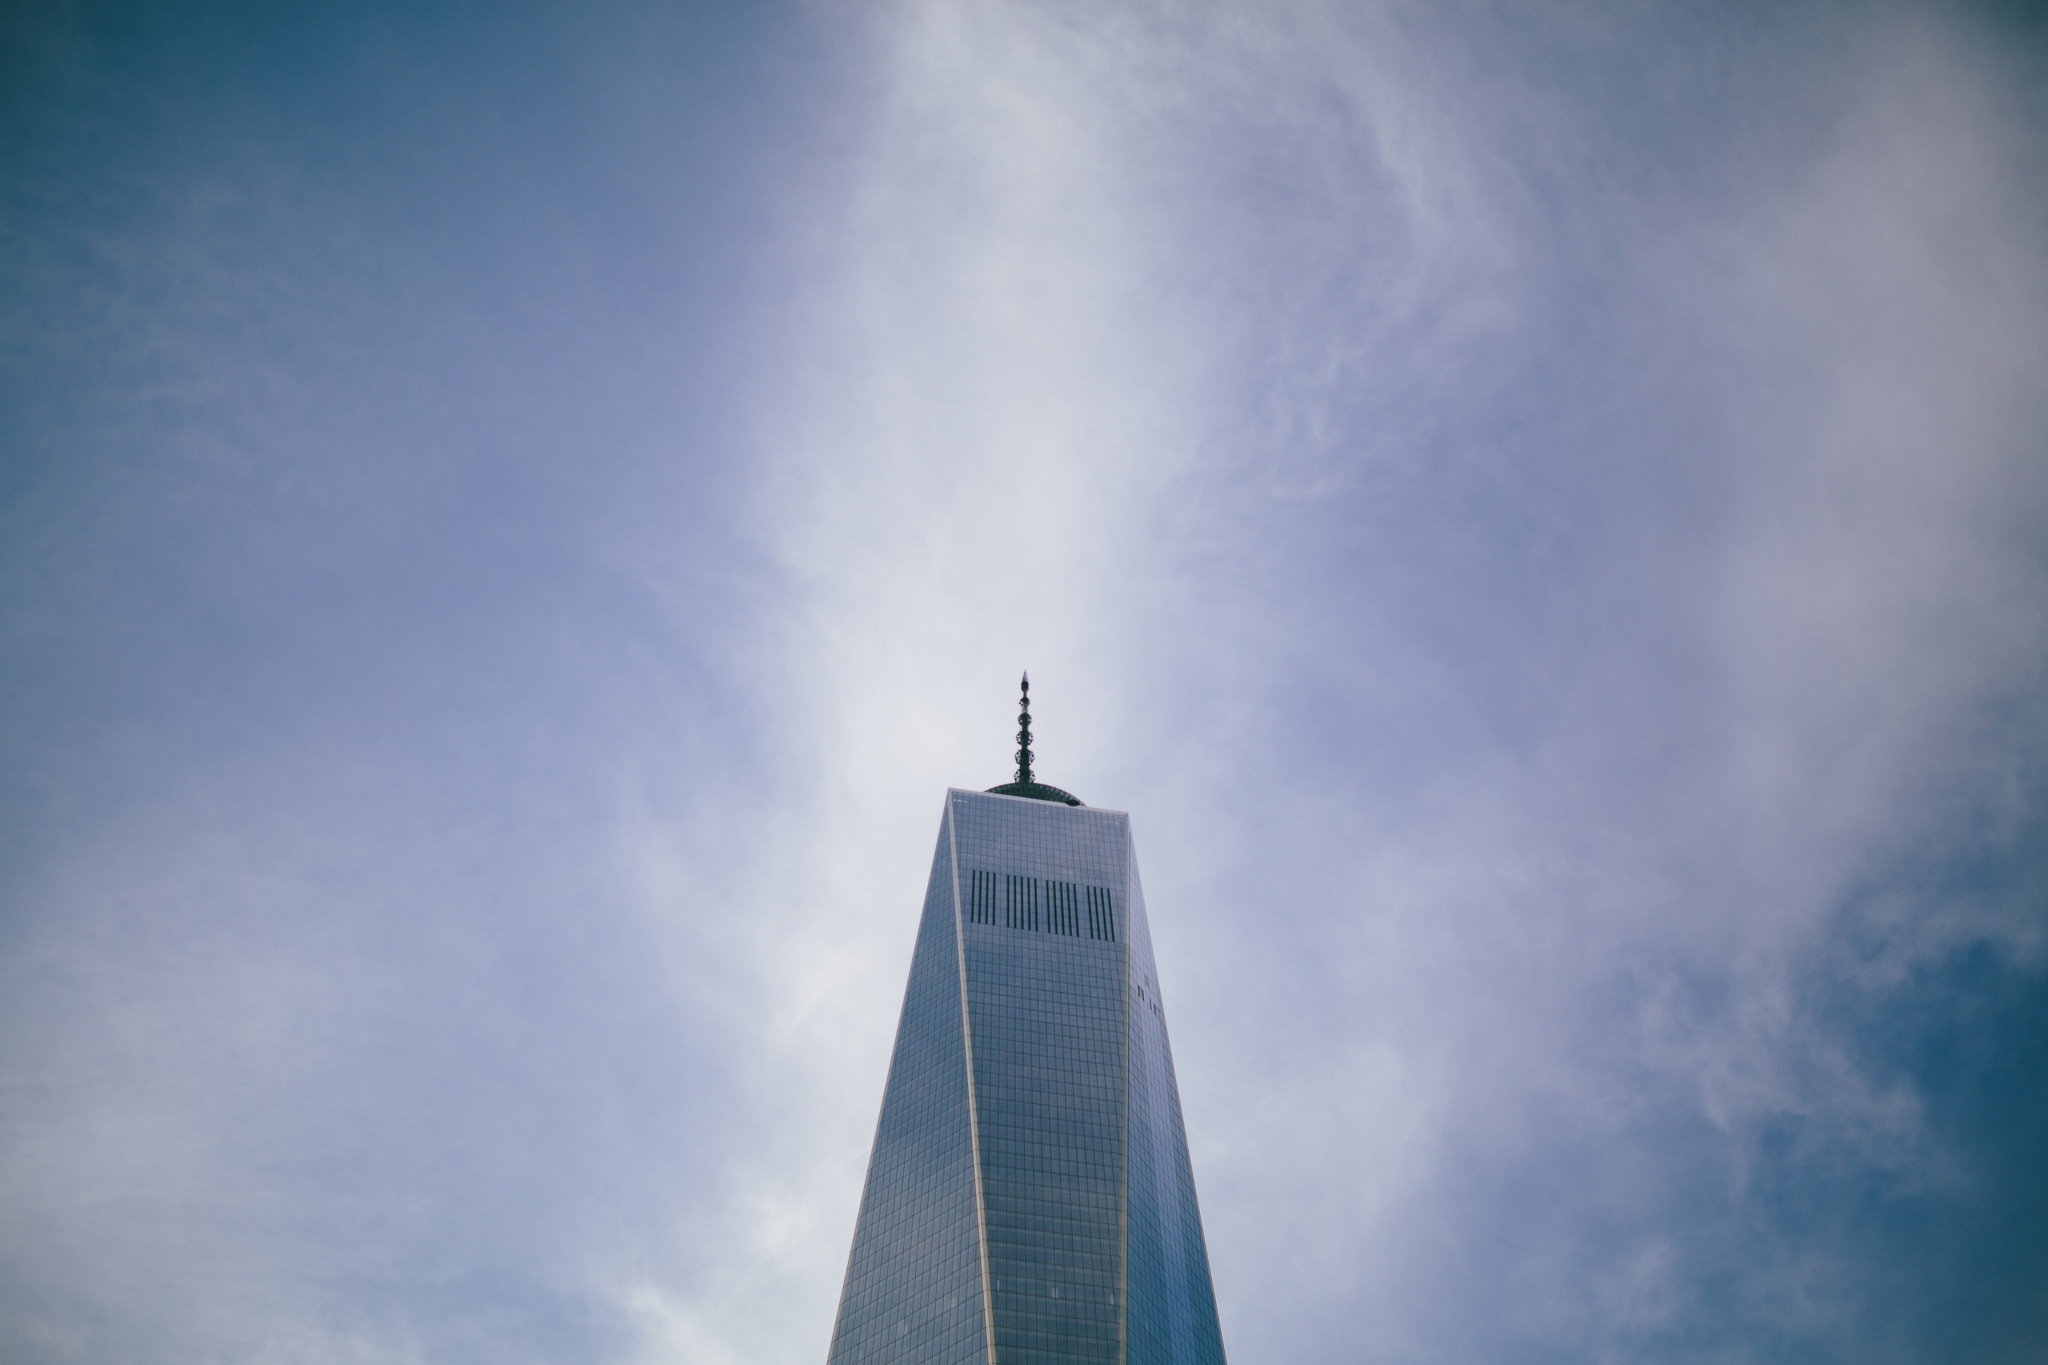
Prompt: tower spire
<box><xmin>985</xmin><ymin>672</ymin><xmax>1080</xmax><ymax>804</ymax></box>
<box><xmin>1014</xmin><ymin>673</ymin><xmax>1034</xmax><ymax>784</ymax></box>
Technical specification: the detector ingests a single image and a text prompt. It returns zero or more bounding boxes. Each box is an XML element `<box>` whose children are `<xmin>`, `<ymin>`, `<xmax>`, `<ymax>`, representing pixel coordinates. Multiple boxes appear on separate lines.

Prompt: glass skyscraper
<box><xmin>826</xmin><ymin>680</ymin><xmax>1227</xmax><ymax>1365</ymax></box>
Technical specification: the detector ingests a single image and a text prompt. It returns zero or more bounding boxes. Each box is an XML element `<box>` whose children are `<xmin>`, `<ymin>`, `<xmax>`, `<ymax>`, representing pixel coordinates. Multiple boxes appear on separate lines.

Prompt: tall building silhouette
<box><xmin>826</xmin><ymin>677</ymin><xmax>1227</xmax><ymax>1365</ymax></box>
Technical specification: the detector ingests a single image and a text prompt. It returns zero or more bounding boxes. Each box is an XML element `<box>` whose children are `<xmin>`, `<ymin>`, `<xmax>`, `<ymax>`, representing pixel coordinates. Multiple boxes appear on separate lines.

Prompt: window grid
<box><xmin>1004</xmin><ymin>874</ymin><xmax>1039</xmax><ymax>932</ymax></box>
<box><xmin>1086</xmin><ymin>886</ymin><xmax>1118</xmax><ymax>943</ymax></box>
<box><xmin>969</xmin><ymin>869</ymin><xmax>998</xmax><ymax>925</ymax></box>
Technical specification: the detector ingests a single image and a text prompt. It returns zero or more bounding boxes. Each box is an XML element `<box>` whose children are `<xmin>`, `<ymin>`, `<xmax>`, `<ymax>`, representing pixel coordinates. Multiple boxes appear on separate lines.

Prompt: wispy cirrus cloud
<box><xmin>1</xmin><ymin>2</ymin><xmax>2043</xmax><ymax>1363</ymax></box>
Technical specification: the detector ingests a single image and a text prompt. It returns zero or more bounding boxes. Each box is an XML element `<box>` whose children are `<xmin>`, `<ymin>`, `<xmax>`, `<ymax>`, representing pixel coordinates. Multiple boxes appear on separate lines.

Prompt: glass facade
<box><xmin>827</xmin><ymin>790</ymin><xmax>1226</xmax><ymax>1365</ymax></box>
<box><xmin>826</xmin><ymin>829</ymin><xmax>990</xmax><ymax>1365</ymax></box>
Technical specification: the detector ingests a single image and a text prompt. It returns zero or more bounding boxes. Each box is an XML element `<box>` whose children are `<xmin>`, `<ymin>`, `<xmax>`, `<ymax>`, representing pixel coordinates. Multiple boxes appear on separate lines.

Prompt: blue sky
<box><xmin>2</xmin><ymin>2</ymin><xmax>2045</xmax><ymax>1362</ymax></box>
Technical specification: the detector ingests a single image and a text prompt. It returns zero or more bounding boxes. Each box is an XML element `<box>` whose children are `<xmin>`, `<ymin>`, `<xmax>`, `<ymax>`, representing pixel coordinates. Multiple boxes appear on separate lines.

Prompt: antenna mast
<box><xmin>1013</xmin><ymin>673</ymin><xmax>1034</xmax><ymax>785</ymax></box>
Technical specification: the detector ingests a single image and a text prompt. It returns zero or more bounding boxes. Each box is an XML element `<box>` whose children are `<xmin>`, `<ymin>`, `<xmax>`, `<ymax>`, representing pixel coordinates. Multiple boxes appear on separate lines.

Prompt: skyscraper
<box><xmin>826</xmin><ymin>678</ymin><xmax>1227</xmax><ymax>1365</ymax></box>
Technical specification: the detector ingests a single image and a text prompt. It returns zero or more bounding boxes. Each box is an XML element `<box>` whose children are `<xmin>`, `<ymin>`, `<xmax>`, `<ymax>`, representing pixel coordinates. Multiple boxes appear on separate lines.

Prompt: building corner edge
<box><xmin>947</xmin><ymin>793</ymin><xmax>1000</xmax><ymax>1365</ymax></box>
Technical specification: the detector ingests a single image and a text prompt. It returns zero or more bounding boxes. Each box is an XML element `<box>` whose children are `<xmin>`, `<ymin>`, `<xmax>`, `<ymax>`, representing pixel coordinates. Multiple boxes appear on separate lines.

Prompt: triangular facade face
<box><xmin>827</xmin><ymin>789</ymin><xmax>1227</xmax><ymax>1365</ymax></box>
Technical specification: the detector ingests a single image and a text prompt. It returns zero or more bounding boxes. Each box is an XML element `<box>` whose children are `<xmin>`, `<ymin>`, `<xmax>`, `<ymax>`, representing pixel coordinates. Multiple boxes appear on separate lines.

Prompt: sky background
<box><xmin>3</xmin><ymin>1</ymin><xmax>2046</xmax><ymax>1362</ymax></box>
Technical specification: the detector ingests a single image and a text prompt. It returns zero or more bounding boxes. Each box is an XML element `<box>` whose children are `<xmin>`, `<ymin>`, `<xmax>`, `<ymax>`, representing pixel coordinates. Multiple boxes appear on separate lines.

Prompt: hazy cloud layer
<box><xmin>2</xmin><ymin>3</ymin><xmax>2044</xmax><ymax>1363</ymax></box>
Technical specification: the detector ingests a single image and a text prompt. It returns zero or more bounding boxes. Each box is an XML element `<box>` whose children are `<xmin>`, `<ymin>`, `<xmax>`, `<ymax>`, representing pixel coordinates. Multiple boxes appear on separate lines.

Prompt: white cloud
<box><xmin>662</xmin><ymin>4</ymin><xmax>2048</xmax><ymax>1361</ymax></box>
<box><xmin>3</xmin><ymin>3</ymin><xmax>2042</xmax><ymax>1363</ymax></box>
